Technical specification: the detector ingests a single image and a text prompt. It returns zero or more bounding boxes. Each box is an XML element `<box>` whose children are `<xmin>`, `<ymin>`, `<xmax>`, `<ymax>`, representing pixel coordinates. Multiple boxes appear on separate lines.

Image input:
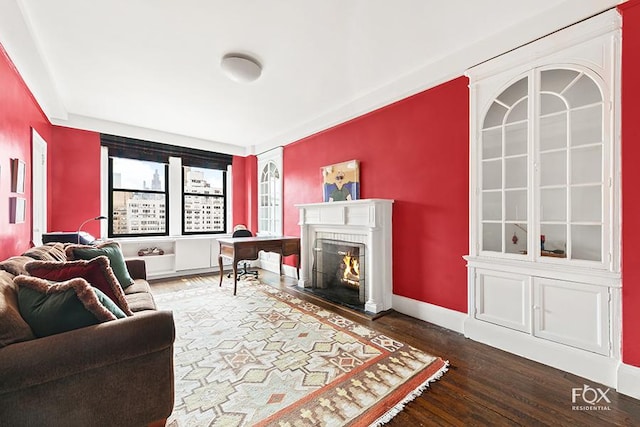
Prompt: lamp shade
<box><xmin>221</xmin><ymin>53</ymin><xmax>262</xmax><ymax>83</ymax></box>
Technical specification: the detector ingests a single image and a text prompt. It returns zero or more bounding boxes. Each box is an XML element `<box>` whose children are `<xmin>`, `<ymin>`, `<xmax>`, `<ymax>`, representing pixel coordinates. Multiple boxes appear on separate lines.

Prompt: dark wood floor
<box><xmin>152</xmin><ymin>270</ymin><xmax>640</xmax><ymax>427</ymax></box>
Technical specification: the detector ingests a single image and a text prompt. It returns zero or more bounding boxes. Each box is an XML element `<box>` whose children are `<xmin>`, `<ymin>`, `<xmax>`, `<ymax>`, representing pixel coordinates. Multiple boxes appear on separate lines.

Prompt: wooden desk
<box><xmin>217</xmin><ymin>236</ymin><xmax>301</xmax><ymax>295</ymax></box>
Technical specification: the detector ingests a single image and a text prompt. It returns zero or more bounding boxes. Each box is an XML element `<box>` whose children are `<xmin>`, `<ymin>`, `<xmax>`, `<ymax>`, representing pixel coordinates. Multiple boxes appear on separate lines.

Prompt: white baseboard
<box><xmin>391</xmin><ymin>294</ymin><xmax>467</xmax><ymax>334</ymax></box>
<box><xmin>618</xmin><ymin>363</ymin><xmax>640</xmax><ymax>400</ymax></box>
<box><xmin>465</xmin><ymin>318</ymin><xmax>619</xmax><ymax>388</ymax></box>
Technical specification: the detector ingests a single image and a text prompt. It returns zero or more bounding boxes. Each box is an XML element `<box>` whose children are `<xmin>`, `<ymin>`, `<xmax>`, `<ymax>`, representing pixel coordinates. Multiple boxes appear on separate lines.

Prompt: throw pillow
<box><xmin>15</xmin><ymin>275</ymin><xmax>126</xmax><ymax>338</ymax></box>
<box><xmin>0</xmin><ymin>271</ymin><xmax>35</xmax><ymax>347</ymax></box>
<box><xmin>0</xmin><ymin>256</ymin><xmax>34</xmax><ymax>276</ymax></box>
<box><xmin>22</xmin><ymin>242</ymin><xmax>67</xmax><ymax>262</ymax></box>
<box><xmin>65</xmin><ymin>241</ymin><xmax>134</xmax><ymax>289</ymax></box>
<box><xmin>25</xmin><ymin>256</ymin><xmax>133</xmax><ymax>316</ymax></box>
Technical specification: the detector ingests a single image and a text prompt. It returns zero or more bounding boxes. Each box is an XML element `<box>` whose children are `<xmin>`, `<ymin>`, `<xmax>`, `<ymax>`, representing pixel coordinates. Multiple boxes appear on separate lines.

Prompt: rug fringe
<box><xmin>368</xmin><ymin>360</ymin><xmax>450</xmax><ymax>427</ymax></box>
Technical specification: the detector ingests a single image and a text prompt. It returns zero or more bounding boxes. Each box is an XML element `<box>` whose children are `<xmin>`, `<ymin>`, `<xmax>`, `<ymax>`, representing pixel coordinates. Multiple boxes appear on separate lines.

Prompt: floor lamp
<box><xmin>77</xmin><ymin>215</ymin><xmax>107</xmax><ymax>244</ymax></box>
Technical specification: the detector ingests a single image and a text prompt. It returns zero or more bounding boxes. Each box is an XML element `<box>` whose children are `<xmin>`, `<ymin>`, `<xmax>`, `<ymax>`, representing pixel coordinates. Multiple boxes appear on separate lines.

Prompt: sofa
<box><xmin>0</xmin><ymin>242</ymin><xmax>175</xmax><ymax>427</ymax></box>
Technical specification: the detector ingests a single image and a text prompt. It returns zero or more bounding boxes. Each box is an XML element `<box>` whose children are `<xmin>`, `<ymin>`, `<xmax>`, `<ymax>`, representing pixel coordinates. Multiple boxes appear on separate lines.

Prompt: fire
<box><xmin>342</xmin><ymin>253</ymin><xmax>360</xmax><ymax>287</ymax></box>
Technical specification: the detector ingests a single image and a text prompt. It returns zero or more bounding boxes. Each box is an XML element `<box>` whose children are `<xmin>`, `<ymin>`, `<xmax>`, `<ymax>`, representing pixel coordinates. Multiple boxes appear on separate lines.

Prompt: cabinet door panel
<box><xmin>175</xmin><ymin>239</ymin><xmax>212</xmax><ymax>271</ymax></box>
<box><xmin>476</xmin><ymin>270</ymin><xmax>530</xmax><ymax>332</ymax></box>
<box><xmin>533</xmin><ymin>278</ymin><xmax>609</xmax><ymax>355</ymax></box>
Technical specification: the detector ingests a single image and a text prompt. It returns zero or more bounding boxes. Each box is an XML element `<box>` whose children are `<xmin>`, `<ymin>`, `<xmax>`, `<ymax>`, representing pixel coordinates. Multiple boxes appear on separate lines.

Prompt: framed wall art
<box><xmin>9</xmin><ymin>197</ymin><xmax>26</xmax><ymax>224</ymax></box>
<box><xmin>11</xmin><ymin>158</ymin><xmax>25</xmax><ymax>194</ymax></box>
<box><xmin>321</xmin><ymin>159</ymin><xmax>360</xmax><ymax>202</ymax></box>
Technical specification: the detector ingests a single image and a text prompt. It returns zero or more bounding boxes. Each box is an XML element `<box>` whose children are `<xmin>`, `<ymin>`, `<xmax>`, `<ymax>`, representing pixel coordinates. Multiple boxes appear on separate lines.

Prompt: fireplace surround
<box><xmin>296</xmin><ymin>199</ymin><xmax>393</xmax><ymax>313</ymax></box>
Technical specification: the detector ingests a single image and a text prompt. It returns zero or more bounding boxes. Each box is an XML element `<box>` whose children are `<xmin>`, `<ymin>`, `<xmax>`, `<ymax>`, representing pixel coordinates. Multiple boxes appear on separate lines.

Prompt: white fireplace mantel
<box><xmin>296</xmin><ymin>199</ymin><xmax>394</xmax><ymax>313</ymax></box>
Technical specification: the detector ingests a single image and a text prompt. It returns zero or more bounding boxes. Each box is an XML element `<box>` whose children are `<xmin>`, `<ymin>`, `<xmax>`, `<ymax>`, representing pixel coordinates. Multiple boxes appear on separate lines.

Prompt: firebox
<box><xmin>311</xmin><ymin>238</ymin><xmax>366</xmax><ymax>309</ymax></box>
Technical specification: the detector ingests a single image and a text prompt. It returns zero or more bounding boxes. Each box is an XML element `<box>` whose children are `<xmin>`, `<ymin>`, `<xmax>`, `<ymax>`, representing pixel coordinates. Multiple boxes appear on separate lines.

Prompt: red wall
<box><xmin>0</xmin><ymin>44</ymin><xmax>52</xmax><ymax>259</ymax></box>
<box><xmin>231</xmin><ymin>155</ymin><xmax>258</xmax><ymax>232</ymax></box>
<box><xmin>283</xmin><ymin>77</ymin><xmax>470</xmax><ymax>313</ymax></box>
<box><xmin>620</xmin><ymin>0</ymin><xmax>640</xmax><ymax>367</ymax></box>
<box><xmin>48</xmin><ymin>126</ymin><xmax>102</xmax><ymax>237</ymax></box>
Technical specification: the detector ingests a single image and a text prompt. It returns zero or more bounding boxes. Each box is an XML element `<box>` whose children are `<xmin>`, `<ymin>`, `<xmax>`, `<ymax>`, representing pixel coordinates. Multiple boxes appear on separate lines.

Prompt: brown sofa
<box><xmin>0</xmin><ymin>243</ymin><xmax>175</xmax><ymax>427</ymax></box>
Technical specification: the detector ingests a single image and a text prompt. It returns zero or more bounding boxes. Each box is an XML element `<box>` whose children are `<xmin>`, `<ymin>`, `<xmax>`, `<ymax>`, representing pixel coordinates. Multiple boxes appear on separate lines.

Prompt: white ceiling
<box><xmin>0</xmin><ymin>0</ymin><xmax>624</xmax><ymax>155</ymax></box>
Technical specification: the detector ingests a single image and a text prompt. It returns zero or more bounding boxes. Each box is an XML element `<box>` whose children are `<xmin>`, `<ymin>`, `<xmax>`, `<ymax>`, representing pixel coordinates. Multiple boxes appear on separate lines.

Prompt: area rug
<box><xmin>155</xmin><ymin>276</ymin><xmax>448</xmax><ymax>426</ymax></box>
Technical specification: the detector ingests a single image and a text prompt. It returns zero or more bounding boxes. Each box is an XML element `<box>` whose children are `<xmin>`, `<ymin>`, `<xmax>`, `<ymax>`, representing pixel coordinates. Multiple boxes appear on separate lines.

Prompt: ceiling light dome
<box><xmin>221</xmin><ymin>53</ymin><xmax>262</xmax><ymax>83</ymax></box>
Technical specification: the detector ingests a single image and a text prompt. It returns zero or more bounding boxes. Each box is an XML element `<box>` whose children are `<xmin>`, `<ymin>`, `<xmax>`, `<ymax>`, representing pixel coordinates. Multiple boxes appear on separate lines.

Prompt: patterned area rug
<box><xmin>156</xmin><ymin>276</ymin><xmax>448</xmax><ymax>426</ymax></box>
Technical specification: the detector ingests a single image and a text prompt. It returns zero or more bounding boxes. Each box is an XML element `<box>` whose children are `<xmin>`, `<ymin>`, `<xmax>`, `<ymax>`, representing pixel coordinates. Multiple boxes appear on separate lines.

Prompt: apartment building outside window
<box><xmin>183</xmin><ymin>166</ymin><xmax>226</xmax><ymax>234</ymax></box>
<box><xmin>109</xmin><ymin>157</ymin><xmax>168</xmax><ymax>237</ymax></box>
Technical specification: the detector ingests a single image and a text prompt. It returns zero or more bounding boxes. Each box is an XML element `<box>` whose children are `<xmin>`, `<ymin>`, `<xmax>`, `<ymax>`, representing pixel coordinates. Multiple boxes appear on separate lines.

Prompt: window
<box><xmin>257</xmin><ymin>148</ymin><xmax>283</xmax><ymax>236</ymax></box>
<box><xmin>183</xmin><ymin>166</ymin><xmax>226</xmax><ymax>234</ymax></box>
<box><xmin>109</xmin><ymin>157</ymin><xmax>168</xmax><ymax>237</ymax></box>
<box><xmin>102</xmin><ymin>134</ymin><xmax>233</xmax><ymax>237</ymax></box>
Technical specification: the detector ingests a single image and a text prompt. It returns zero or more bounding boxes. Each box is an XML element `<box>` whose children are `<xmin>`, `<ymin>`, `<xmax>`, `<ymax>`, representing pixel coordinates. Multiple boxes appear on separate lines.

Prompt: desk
<box><xmin>217</xmin><ymin>236</ymin><xmax>301</xmax><ymax>295</ymax></box>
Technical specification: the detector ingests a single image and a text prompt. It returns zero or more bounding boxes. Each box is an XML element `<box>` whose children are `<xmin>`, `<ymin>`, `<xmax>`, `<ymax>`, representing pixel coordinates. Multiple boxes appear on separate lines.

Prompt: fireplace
<box><xmin>296</xmin><ymin>199</ymin><xmax>393</xmax><ymax>314</ymax></box>
<box><xmin>312</xmin><ymin>239</ymin><xmax>366</xmax><ymax>310</ymax></box>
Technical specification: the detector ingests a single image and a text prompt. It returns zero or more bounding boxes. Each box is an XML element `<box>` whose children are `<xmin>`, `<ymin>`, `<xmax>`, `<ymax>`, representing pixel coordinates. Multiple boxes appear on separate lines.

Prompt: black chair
<box><xmin>228</xmin><ymin>227</ymin><xmax>259</xmax><ymax>281</ymax></box>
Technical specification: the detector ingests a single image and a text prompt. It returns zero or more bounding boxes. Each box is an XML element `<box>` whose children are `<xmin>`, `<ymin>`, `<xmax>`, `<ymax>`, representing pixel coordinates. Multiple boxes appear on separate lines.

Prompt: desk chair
<box><xmin>227</xmin><ymin>226</ymin><xmax>259</xmax><ymax>281</ymax></box>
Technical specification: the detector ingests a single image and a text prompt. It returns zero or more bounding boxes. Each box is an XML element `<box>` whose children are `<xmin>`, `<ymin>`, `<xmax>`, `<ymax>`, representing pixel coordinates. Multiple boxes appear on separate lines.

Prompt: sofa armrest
<box><xmin>126</xmin><ymin>258</ymin><xmax>147</xmax><ymax>280</ymax></box>
<box><xmin>0</xmin><ymin>310</ymin><xmax>174</xmax><ymax>394</ymax></box>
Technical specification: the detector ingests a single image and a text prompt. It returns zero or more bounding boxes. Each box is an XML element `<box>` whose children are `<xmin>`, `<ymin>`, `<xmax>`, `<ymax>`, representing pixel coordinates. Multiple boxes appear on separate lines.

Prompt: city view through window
<box><xmin>183</xmin><ymin>166</ymin><xmax>225</xmax><ymax>233</ymax></box>
<box><xmin>110</xmin><ymin>158</ymin><xmax>226</xmax><ymax>236</ymax></box>
<box><xmin>111</xmin><ymin>158</ymin><xmax>167</xmax><ymax>235</ymax></box>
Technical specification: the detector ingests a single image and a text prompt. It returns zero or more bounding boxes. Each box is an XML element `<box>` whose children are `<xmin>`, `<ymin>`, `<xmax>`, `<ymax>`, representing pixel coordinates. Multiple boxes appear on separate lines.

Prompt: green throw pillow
<box><xmin>66</xmin><ymin>242</ymin><xmax>134</xmax><ymax>289</ymax></box>
<box><xmin>16</xmin><ymin>276</ymin><xmax>126</xmax><ymax>338</ymax></box>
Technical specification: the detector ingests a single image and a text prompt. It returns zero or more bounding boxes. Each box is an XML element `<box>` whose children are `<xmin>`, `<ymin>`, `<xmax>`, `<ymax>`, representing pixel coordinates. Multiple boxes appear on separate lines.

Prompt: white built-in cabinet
<box><xmin>118</xmin><ymin>236</ymin><xmax>232</xmax><ymax>280</ymax></box>
<box><xmin>465</xmin><ymin>10</ymin><xmax>621</xmax><ymax>386</ymax></box>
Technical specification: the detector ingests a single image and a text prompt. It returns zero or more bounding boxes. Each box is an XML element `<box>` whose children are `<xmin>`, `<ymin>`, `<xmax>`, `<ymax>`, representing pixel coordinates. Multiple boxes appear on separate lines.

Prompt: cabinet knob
<box><xmin>533</xmin><ymin>305</ymin><xmax>541</xmax><ymax>310</ymax></box>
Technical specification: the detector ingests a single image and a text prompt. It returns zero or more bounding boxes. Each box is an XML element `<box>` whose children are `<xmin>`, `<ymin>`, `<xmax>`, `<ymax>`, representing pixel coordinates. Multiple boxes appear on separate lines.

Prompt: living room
<box><xmin>1</xmin><ymin>0</ymin><xmax>640</xmax><ymax>425</ymax></box>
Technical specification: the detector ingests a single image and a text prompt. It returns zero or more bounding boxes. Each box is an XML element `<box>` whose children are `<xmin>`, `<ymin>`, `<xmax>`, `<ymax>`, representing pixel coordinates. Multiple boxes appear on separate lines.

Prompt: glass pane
<box><xmin>540</xmin><ymin>113</ymin><xmax>567</xmax><ymax>151</ymax></box>
<box><xmin>571</xmin><ymin>186</ymin><xmax>601</xmax><ymax>222</ymax></box>
<box><xmin>111</xmin><ymin>191</ymin><xmax>166</xmax><ymax>235</ymax></box>
<box><xmin>564</xmin><ymin>75</ymin><xmax>602</xmax><ymax>107</ymax></box>
<box><xmin>540</xmin><ymin>151</ymin><xmax>566</xmax><ymax>186</ymax></box>
<box><xmin>540</xmin><ymin>224</ymin><xmax>566</xmax><ymax>255</ymax></box>
<box><xmin>184</xmin><ymin>195</ymin><xmax>225</xmax><ymax>232</ymax></box>
<box><xmin>571</xmin><ymin>145</ymin><xmax>602</xmax><ymax>184</ymax></box>
<box><xmin>112</xmin><ymin>158</ymin><xmax>165</xmax><ymax>191</ymax></box>
<box><xmin>505</xmin><ymin>122</ymin><xmax>527</xmax><ymax>156</ymax></box>
<box><xmin>483</xmin><ymin>102</ymin><xmax>508</xmax><ymax>128</ymax></box>
<box><xmin>497</xmin><ymin>77</ymin><xmax>528</xmax><ymax>106</ymax></box>
<box><xmin>506</xmin><ymin>223</ymin><xmax>527</xmax><ymax>254</ymax></box>
<box><xmin>572</xmin><ymin>225</ymin><xmax>601</xmax><ymax>261</ymax></box>
<box><xmin>482</xmin><ymin>128</ymin><xmax>502</xmax><ymax>159</ymax></box>
<box><xmin>482</xmin><ymin>159</ymin><xmax>501</xmax><ymax>190</ymax></box>
<box><xmin>540</xmin><ymin>93</ymin><xmax>567</xmax><ymax>115</ymax></box>
<box><xmin>571</xmin><ymin>105</ymin><xmax>602</xmax><ymax>146</ymax></box>
<box><xmin>541</xmin><ymin>188</ymin><xmax>566</xmax><ymax>221</ymax></box>
<box><xmin>505</xmin><ymin>190</ymin><xmax>527</xmax><ymax>221</ymax></box>
<box><xmin>506</xmin><ymin>99</ymin><xmax>527</xmax><ymax>123</ymax></box>
<box><xmin>505</xmin><ymin>156</ymin><xmax>527</xmax><ymax>188</ymax></box>
<box><xmin>482</xmin><ymin>223</ymin><xmax>502</xmax><ymax>252</ymax></box>
<box><xmin>482</xmin><ymin>191</ymin><xmax>501</xmax><ymax>221</ymax></box>
<box><xmin>184</xmin><ymin>167</ymin><xmax>224</xmax><ymax>195</ymax></box>
<box><xmin>541</xmin><ymin>69</ymin><xmax>579</xmax><ymax>94</ymax></box>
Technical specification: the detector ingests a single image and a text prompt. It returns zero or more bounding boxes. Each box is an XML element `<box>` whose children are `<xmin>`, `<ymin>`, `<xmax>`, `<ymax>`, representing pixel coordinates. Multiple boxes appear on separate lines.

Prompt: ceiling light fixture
<box><xmin>220</xmin><ymin>53</ymin><xmax>262</xmax><ymax>83</ymax></box>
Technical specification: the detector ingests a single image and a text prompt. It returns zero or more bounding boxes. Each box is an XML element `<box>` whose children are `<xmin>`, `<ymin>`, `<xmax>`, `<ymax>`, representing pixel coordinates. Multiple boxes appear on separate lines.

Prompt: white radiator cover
<box><xmin>296</xmin><ymin>199</ymin><xmax>394</xmax><ymax>313</ymax></box>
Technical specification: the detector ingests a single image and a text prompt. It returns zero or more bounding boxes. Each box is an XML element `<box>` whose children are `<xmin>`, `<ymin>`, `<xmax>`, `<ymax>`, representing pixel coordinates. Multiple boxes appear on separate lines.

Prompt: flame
<box><xmin>342</xmin><ymin>253</ymin><xmax>360</xmax><ymax>286</ymax></box>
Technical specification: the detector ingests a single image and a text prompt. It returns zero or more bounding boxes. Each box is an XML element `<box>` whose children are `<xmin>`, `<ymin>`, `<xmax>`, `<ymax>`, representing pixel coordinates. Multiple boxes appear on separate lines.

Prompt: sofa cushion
<box><xmin>124</xmin><ymin>292</ymin><xmax>157</xmax><ymax>312</ymax></box>
<box><xmin>15</xmin><ymin>275</ymin><xmax>126</xmax><ymax>338</ymax></box>
<box><xmin>66</xmin><ymin>241</ymin><xmax>134</xmax><ymax>289</ymax></box>
<box><xmin>0</xmin><ymin>271</ymin><xmax>35</xmax><ymax>347</ymax></box>
<box><xmin>25</xmin><ymin>256</ymin><xmax>134</xmax><ymax>316</ymax></box>
<box><xmin>124</xmin><ymin>279</ymin><xmax>152</xmax><ymax>294</ymax></box>
<box><xmin>22</xmin><ymin>243</ymin><xmax>67</xmax><ymax>262</ymax></box>
<box><xmin>0</xmin><ymin>256</ymin><xmax>33</xmax><ymax>276</ymax></box>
